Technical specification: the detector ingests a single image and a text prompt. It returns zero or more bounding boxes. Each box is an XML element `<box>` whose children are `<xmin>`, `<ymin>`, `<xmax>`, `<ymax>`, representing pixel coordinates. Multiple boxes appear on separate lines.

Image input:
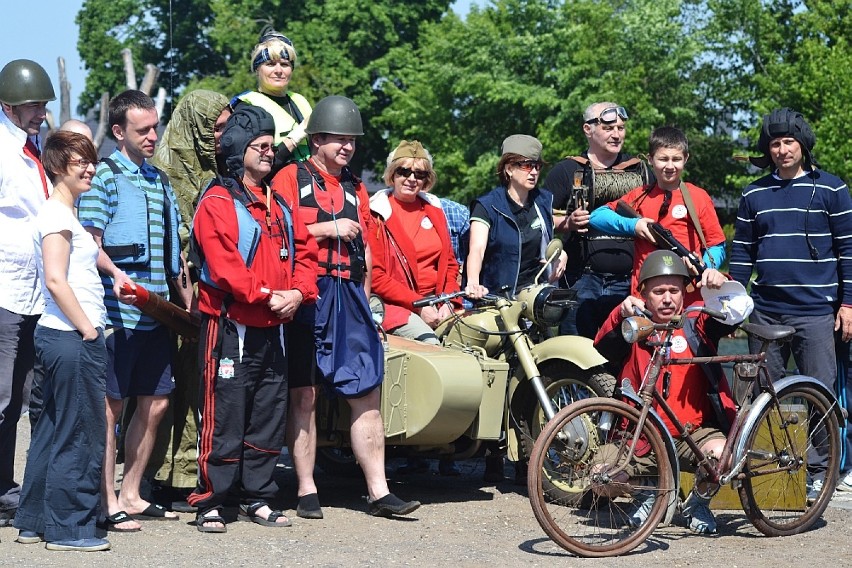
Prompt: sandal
<box><xmin>238</xmin><ymin>502</ymin><xmax>292</xmax><ymax>527</ymax></box>
<box><xmin>194</xmin><ymin>510</ymin><xmax>227</xmax><ymax>533</ymax></box>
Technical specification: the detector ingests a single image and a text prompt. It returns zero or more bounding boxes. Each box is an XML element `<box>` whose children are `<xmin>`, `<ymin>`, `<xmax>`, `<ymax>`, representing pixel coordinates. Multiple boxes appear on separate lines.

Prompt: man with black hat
<box><xmin>187</xmin><ymin>105</ymin><xmax>318</xmax><ymax>532</ymax></box>
<box><xmin>730</xmin><ymin>108</ymin><xmax>852</xmax><ymax>497</ymax></box>
<box><xmin>0</xmin><ymin>58</ymin><xmax>55</xmax><ymax>529</ymax></box>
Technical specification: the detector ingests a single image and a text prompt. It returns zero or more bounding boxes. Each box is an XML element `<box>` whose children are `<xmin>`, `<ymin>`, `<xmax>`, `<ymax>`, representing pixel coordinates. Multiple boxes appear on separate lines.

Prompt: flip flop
<box><xmin>131</xmin><ymin>503</ymin><xmax>180</xmax><ymax>521</ymax></box>
<box><xmin>98</xmin><ymin>511</ymin><xmax>142</xmax><ymax>533</ymax></box>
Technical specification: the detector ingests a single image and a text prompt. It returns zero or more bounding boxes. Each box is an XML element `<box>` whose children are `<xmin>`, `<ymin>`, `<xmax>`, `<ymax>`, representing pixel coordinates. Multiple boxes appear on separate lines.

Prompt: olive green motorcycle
<box><xmin>315</xmin><ymin>241</ymin><xmax>615</xmax><ymax>502</ymax></box>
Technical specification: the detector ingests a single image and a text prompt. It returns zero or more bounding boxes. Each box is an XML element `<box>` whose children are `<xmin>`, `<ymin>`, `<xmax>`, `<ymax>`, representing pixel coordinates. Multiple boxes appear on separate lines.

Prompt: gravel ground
<box><xmin>4</xmin><ymin>419</ymin><xmax>852</xmax><ymax>566</ymax></box>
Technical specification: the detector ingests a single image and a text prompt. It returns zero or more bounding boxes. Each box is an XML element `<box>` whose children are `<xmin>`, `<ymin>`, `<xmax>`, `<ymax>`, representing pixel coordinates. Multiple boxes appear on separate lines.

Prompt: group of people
<box><xmin>2</xmin><ymin>23</ymin><xmax>851</xmax><ymax>553</ymax></box>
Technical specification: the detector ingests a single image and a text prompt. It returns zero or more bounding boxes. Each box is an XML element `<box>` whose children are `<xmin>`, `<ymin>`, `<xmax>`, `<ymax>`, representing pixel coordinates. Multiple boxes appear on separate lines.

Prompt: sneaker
<box><xmin>836</xmin><ymin>471</ymin><xmax>852</xmax><ymax>492</ymax></box>
<box><xmin>807</xmin><ymin>478</ymin><xmax>824</xmax><ymax>503</ymax></box>
<box><xmin>0</xmin><ymin>508</ymin><xmax>15</xmax><ymax>527</ymax></box>
<box><xmin>367</xmin><ymin>493</ymin><xmax>421</xmax><ymax>517</ymax></box>
<box><xmin>45</xmin><ymin>538</ymin><xmax>111</xmax><ymax>552</ymax></box>
<box><xmin>626</xmin><ymin>483</ymin><xmax>657</xmax><ymax>528</ymax></box>
<box><xmin>16</xmin><ymin>530</ymin><xmax>42</xmax><ymax>544</ymax></box>
<box><xmin>682</xmin><ymin>491</ymin><xmax>717</xmax><ymax>534</ymax></box>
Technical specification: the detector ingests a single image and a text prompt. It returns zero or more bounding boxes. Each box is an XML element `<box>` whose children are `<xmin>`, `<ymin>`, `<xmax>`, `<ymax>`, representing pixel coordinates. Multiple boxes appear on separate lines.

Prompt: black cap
<box><xmin>220</xmin><ymin>106</ymin><xmax>275</xmax><ymax>178</ymax></box>
<box><xmin>750</xmin><ymin>108</ymin><xmax>816</xmax><ymax>169</ymax></box>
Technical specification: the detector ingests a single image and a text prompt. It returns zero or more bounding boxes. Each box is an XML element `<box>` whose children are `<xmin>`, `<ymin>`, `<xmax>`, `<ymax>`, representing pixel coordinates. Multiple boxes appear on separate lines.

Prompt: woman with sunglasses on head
<box><xmin>367</xmin><ymin>140</ymin><xmax>462</xmax><ymax>476</ymax></box>
<box><xmin>14</xmin><ymin>131</ymin><xmax>110</xmax><ymax>552</ymax></box>
<box><xmin>465</xmin><ymin>135</ymin><xmax>567</xmax><ymax>300</ymax></box>
<box><xmin>233</xmin><ymin>26</ymin><xmax>312</xmax><ymax>176</ymax></box>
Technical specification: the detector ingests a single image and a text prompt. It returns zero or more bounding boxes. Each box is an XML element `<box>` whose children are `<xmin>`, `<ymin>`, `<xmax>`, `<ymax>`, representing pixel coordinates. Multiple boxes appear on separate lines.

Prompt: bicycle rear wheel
<box><xmin>738</xmin><ymin>384</ymin><xmax>841</xmax><ymax>536</ymax></box>
<box><xmin>527</xmin><ymin>398</ymin><xmax>674</xmax><ymax>557</ymax></box>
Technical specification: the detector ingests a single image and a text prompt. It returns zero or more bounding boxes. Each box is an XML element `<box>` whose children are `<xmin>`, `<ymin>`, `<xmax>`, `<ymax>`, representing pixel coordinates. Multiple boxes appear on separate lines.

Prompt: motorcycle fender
<box><xmin>731</xmin><ymin>375</ymin><xmax>845</xmax><ymax>469</ymax></box>
<box><xmin>532</xmin><ymin>335</ymin><xmax>607</xmax><ymax>371</ymax></box>
<box><xmin>620</xmin><ymin>383</ymin><xmax>680</xmax><ymax>525</ymax></box>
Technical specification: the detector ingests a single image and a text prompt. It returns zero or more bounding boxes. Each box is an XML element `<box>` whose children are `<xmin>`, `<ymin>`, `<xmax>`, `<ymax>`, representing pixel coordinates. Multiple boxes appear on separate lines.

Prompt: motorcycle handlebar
<box><xmin>412</xmin><ymin>291</ymin><xmax>500</xmax><ymax>309</ymax></box>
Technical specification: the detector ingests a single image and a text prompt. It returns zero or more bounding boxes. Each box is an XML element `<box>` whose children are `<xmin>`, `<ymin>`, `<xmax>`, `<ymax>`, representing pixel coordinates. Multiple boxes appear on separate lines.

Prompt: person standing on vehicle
<box><xmin>544</xmin><ymin>102</ymin><xmax>649</xmax><ymax>338</ymax></box>
<box><xmin>77</xmin><ymin>90</ymin><xmax>192</xmax><ymax>531</ymax></box>
<box><xmin>594</xmin><ymin>250</ymin><xmax>745</xmax><ymax>534</ymax></box>
<box><xmin>271</xmin><ymin>96</ymin><xmax>421</xmax><ymax>519</ymax></box>
<box><xmin>729</xmin><ymin>108</ymin><xmax>852</xmax><ymax>495</ymax></box>
<box><xmin>0</xmin><ymin>58</ymin><xmax>55</xmax><ymax>530</ymax></box>
<box><xmin>590</xmin><ymin>126</ymin><xmax>727</xmax><ymax>298</ymax></box>
<box><xmin>465</xmin><ymin>134</ymin><xmax>567</xmax><ymax>299</ymax></box>
<box><xmin>188</xmin><ymin>105</ymin><xmax>317</xmax><ymax>532</ymax></box>
<box><xmin>233</xmin><ymin>26</ymin><xmax>311</xmax><ymax>176</ymax></box>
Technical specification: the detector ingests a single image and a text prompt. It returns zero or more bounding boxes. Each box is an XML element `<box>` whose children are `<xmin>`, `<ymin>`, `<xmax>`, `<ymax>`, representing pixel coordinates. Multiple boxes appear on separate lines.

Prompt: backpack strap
<box><xmin>678</xmin><ymin>181</ymin><xmax>708</xmax><ymax>253</ymax></box>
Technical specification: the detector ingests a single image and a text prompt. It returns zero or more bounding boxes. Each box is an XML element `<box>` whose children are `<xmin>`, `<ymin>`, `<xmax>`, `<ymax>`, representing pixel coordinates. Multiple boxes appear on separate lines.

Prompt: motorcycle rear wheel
<box><xmin>528</xmin><ymin>397</ymin><xmax>673</xmax><ymax>558</ymax></box>
<box><xmin>738</xmin><ymin>383</ymin><xmax>840</xmax><ymax>536</ymax></box>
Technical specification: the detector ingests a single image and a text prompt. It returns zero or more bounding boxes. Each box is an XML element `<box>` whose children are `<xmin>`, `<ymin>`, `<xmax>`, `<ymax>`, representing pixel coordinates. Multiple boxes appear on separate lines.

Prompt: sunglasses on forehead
<box><xmin>584</xmin><ymin>106</ymin><xmax>629</xmax><ymax>125</ymax></box>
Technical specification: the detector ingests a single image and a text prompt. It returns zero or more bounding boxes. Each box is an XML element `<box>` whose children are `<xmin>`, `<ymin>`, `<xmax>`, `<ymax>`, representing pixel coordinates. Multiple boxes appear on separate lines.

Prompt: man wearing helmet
<box><xmin>594</xmin><ymin>250</ymin><xmax>746</xmax><ymax>535</ymax></box>
<box><xmin>730</xmin><ymin>108</ymin><xmax>852</xmax><ymax>496</ymax></box>
<box><xmin>188</xmin><ymin>106</ymin><xmax>318</xmax><ymax>532</ymax></box>
<box><xmin>0</xmin><ymin>59</ymin><xmax>55</xmax><ymax>528</ymax></box>
<box><xmin>271</xmin><ymin>96</ymin><xmax>420</xmax><ymax>519</ymax></box>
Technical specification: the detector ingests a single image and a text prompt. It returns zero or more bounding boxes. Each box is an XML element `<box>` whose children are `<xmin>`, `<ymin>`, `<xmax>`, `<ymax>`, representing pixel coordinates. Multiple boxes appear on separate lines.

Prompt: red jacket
<box><xmin>368</xmin><ymin>189</ymin><xmax>460</xmax><ymax>330</ymax></box>
<box><xmin>595</xmin><ymin>303</ymin><xmax>737</xmax><ymax>437</ymax></box>
<box><xmin>194</xmin><ymin>180</ymin><xmax>318</xmax><ymax>327</ymax></box>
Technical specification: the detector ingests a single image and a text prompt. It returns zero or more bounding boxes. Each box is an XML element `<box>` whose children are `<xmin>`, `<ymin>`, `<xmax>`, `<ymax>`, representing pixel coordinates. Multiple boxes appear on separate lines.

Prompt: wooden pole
<box><xmin>139</xmin><ymin>64</ymin><xmax>160</xmax><ymax>96</ymax></box>
<box><xmin>57</xmin><ymin>57</ymin><xmax>71</xmax><ymax>124</ymax></box>
<box><xmin>121</xmin><ymin>48</ymin><xmax>137</xmax><ymax>90</ymax></box>
<box><xmin>93</xmin><ymin>92</ymin><xmax>110</xmax><ymax>150</ymax></box>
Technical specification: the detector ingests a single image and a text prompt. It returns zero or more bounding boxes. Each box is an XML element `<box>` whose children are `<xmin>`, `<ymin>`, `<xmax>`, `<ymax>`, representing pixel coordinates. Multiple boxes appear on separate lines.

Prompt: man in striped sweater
<box><xmin>730</xmin><ymin>108</ymin><xmax>852</xmax><ymax>495</ymax></box>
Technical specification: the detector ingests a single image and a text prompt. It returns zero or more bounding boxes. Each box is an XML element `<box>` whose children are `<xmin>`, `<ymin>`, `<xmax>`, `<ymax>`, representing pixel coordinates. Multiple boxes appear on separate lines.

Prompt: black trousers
<box><xmin>189</xmin><ymin>315</ymin><xmax>288</xmax><ymax>514</ymax></box>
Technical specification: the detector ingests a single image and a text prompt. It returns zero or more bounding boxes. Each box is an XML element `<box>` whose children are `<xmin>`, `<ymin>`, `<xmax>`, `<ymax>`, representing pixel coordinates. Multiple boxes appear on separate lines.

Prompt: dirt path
<box><xmin>4</xmin><ymin>420</ymin><xmax>852</xmax><ymax>566</ymax></box>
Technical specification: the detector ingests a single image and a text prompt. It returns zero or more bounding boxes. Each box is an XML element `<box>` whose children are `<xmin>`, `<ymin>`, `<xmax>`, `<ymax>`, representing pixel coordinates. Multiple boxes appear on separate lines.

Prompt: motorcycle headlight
<box><xmin>530</xmin><ymin>286</ymin><xmax>576</xmax><ymax>327</ymax></box>
<box><xmin>621</xmin><ymin>316</ymin><xmax>655</xmax><ymax>344</ymax></box>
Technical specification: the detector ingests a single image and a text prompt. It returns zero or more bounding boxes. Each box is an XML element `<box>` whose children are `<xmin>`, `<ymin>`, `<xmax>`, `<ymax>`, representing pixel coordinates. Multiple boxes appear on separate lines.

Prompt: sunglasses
<box><xmin>248</xmin><ymin>142</ymin><xmax>274</xmax><ymax>154</ymax></box>
<box><xmin>395</xmin><ymin>167</ymin><xmax>429</xmax><ymax>180</ymax></box>
<box><xmin>585</xmin><ymin>106</ymin><xmax>629</xmax><ymax>125</ymax></box>
<box><xmin>513</xmin><ymin>160</ymin><xmax>544</xmax><ymax>172</ymax></box>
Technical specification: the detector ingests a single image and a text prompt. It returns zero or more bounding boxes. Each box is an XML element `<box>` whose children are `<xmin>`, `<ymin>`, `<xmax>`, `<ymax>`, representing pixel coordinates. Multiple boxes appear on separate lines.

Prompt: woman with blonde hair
<box><xmin>233</xmin><ymin>26</ymin><xmax>312</xmax><ymax>175</ymax></box>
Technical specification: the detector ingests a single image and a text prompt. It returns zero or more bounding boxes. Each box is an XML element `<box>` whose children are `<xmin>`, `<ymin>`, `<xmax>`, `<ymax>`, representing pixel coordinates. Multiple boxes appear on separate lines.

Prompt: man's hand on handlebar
<box><xmin>618</xmin><ymin>296</ymin><xmax>647</xmax><ymax>319</ymax></box>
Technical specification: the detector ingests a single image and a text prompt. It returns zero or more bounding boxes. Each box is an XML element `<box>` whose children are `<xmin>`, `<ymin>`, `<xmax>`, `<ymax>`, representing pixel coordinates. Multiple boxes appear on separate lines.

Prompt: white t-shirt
<box><xmin>33</xmin><ymin>200</ymin><xmax>106</xmax><ymax>331</ymax></box>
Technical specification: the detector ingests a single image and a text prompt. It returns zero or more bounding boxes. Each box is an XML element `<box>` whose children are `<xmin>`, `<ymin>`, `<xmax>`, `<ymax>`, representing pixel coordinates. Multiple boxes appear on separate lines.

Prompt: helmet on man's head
<box><xmin>306</xmin><ymin>96</ymin><xmax>363</xmax><ymax>136</ymax></box>
<box><xmin>219</xmin><ymin>106</ymin><xmax>275</xmax><ymax>178</ymax></box>
<box><xmin>0</xmin><ymin>59</ymin><xmax>56</xmax><ymax>105</ymax></box>
<box><xmin>638</xmin><ymin>250</ymin><xmax>690</xmax><ymax>289</ymax></box>
<box><xmin>749</xmin><ymin>108</ymin><xmax>816</xmax><ymax>169</ymax></box>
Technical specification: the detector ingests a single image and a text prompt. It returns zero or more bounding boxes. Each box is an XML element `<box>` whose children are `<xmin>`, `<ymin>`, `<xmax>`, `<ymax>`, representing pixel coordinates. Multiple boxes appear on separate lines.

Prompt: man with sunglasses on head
<box><xmin>544</xmin><ymin>102</ymin><xmax>650</xmax><ymax>339</ymax></box>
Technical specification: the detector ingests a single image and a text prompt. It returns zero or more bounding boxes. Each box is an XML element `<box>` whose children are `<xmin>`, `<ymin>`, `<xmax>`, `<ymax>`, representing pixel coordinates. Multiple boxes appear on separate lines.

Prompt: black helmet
<box><xmin>0</xmin><ymin>59</ymin><xmax>56</xmax><ymax>105</ymax></box>
<box><xmin>220</xmin><ymin>106</ymin><xmax>276</xmax><ymax>178</ymax></box>
<box><xmin>638</xmin><ymin>250</ymin><xmax>690</xmax><ymax>288</ymax></box>
<box><xmin>749</xmin><ymin>108</ymin><xmax>816</xmax><ymax>169</ymax></box>
<box><xmin>306</xmin><ymin>95</ymin><xmax>363</xmax><ymax>136</ymax></box>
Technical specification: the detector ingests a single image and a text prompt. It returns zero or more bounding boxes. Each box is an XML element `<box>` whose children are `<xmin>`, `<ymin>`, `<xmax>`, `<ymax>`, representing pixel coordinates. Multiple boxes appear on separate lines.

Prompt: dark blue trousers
<box><xmin>14</xmin><ymin>326</ymin><xmax>107</xmax><ymax>541</ymax></box>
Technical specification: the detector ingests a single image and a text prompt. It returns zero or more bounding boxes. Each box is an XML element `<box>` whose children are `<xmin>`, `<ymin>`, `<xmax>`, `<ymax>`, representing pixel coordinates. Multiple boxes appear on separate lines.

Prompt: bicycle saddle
<box><xmin>739</xmin><ymin>322</ymin><xmax>796</xmax><ymax>342</ymax></box>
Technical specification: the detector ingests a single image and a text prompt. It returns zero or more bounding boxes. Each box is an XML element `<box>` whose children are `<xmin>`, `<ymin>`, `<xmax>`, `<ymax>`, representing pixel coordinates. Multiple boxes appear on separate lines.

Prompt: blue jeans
<box><xmin>14</xmin><ymin>326</ymin><xmax>107</xmax><ymax>541</ymax></box>
<box><xmin>560</xmin><ymin>271</ymin><xmax>631</xmax><ymax>339</ymax></box>
<box><xmin>0</xmin><ymin>307</ymin><xmax>39</xmax><ymax>512</ymax></box>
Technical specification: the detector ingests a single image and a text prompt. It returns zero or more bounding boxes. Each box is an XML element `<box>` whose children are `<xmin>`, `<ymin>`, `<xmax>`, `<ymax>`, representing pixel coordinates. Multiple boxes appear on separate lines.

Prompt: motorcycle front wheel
<box><xmin>528</xmin><ymin>397</ymin><xmax>673</xmax><ymax>558</ymax></box>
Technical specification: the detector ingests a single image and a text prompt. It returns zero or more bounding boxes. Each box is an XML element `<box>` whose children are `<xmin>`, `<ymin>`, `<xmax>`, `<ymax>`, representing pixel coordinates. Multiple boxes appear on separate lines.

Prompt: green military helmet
<box><xmin>306</xmin><ymin>95</ymin><xmax>363</xmax><ymax>136</ymax></box>
<box><xmin>0</xmin><ymin>59</ymin><xmax>56</xmax><ymax>105</ymax></box>
<box><xmin>638</xmin><ymin>250</ymin><xmax>690</xmax><ymax>288</ymax></box>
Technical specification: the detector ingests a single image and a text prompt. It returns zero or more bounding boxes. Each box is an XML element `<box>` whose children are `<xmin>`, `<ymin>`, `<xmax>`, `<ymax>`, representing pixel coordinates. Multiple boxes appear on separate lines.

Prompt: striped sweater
<box><xmin>729</xmin><ymin>169</ymin><xmax>852</xmax><ymax>316</ymax></box>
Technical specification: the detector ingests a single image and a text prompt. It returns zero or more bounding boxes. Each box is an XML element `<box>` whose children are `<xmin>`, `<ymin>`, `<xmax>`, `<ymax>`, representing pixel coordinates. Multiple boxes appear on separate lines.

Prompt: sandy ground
<box><xmin>3</xmin><ymin>418</ymin><xmax>852</xmax><ymax>567</ymax></box>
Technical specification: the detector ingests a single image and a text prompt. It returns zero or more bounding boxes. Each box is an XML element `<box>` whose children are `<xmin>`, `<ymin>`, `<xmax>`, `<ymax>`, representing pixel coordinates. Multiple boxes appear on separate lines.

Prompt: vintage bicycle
<box><xmin>527</xmin><ymin>304</ymin><xmax>845</xmax><ymax>557</ymax></box>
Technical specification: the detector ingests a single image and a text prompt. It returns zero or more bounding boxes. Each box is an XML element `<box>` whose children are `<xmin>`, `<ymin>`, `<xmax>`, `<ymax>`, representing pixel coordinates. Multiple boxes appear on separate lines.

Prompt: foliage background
<box><xmin>76</xmin><ymin>0</ymin><xmax>851</xmax><ymax>202</ymax></box>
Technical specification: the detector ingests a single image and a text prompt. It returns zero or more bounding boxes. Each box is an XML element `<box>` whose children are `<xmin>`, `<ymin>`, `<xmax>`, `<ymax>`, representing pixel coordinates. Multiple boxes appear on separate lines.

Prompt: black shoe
<box><xmin>483</xmin><ymin>456</ymin><xmax>505</xmax><ymax>483</ymax></box>
<box><xmin>514</xmin><ymin>461</ymin><xmax>528</xmax><ymax>486</ymax></box>
<box><xmin>368</xmin><ymin>494</ymin><xmax>421</xmax><ymax>517</ymax></box>
<box><xmin>296</xmin><ymin>493</ymin><xmax>323</xmax><ymax>519</ymax></box>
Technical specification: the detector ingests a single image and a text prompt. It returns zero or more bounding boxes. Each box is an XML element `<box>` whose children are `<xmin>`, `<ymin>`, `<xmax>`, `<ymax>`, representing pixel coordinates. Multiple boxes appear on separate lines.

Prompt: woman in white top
<box><xmin>14</xmin><ymin>131</ymin><xmax>111</xmax><ymax>552</ymax></box>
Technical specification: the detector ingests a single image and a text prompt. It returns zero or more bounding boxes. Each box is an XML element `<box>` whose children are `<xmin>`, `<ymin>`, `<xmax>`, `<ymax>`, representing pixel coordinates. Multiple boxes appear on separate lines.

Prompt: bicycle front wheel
<box><xmin>528</xmin><ymin>397</ymin><xmax>674</xmax><ymax>558</ymax></box>
<box><xmin>738</xmin><ymin>383</ymin><xmax>841</xmax><ymax>536</ymax></box>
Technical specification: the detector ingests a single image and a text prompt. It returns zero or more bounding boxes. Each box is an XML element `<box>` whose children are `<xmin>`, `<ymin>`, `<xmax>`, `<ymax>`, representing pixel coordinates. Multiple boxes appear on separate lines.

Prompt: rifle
<box><xmin>121</xmin><ymin>283</ymin><xmax>200</xmax><ymax>339</ymax></box>
<box><xmin>614</xmin><ymin>200</ymin><xmax>705</xmax><ymax>279</ymax></box>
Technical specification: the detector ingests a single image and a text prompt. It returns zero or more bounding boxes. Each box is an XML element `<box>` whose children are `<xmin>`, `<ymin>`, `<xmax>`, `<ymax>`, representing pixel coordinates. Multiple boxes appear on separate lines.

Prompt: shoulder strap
<box><xmin>678</xmin><ymin>181</ymin><xmax>708</xmax><ymax>252</ymax></box>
